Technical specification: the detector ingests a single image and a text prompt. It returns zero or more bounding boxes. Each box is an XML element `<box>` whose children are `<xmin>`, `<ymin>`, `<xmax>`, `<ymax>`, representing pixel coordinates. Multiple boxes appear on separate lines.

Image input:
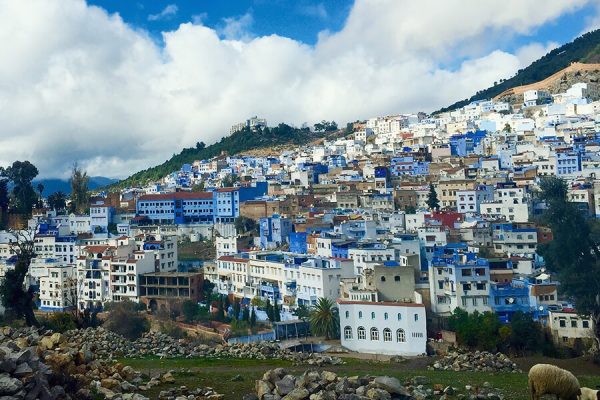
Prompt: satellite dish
<box><xmin>508</xmin><ymin>297</ymin><xmax>515</xmax><ymax>304</ymax></box>
<box><xmin>539</xmin><ymin>306</ymin><xmax>544</xmax><ymax>311</ymax></box>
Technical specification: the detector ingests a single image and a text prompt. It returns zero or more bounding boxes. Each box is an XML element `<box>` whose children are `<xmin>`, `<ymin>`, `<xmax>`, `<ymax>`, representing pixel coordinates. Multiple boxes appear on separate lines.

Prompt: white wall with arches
<box><xmin>337</xmin><ymin>300</ymin><xmax>427</xmax><ymax>356</ymax></box>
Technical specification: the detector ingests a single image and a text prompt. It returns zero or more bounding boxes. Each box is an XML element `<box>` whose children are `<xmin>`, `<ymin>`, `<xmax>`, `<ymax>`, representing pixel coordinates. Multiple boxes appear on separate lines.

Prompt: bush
<box><xmin>41</xmin><ymin>312</ymin><xmax>78</xmax><ymax>333</ymax></box>
<box><xmin>159</xmin><ymin>320</ymin><xmax>187</xmax><ymax>339</ymax></box>
<box><xmin>104</xmin><ymin>300</ymin><xmax>150</xmax><ymax>340</ymax></box>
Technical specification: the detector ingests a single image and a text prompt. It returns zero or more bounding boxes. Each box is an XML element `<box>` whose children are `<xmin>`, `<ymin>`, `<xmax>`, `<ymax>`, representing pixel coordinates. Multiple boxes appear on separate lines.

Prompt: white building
<box><xmin>39</xmin><ymin>265</ymin><xmax>77</xmax><ymax>312</ymax></box>
<box><xmin>338</xmin><ymin>300</ymin><xmax>427</xmax><ymax>356</ymax></box>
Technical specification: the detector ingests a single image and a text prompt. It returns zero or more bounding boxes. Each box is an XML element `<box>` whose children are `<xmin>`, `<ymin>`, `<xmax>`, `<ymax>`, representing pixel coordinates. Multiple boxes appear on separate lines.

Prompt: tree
<box><xmin>242</xmin><ymin>306</ymin><xmax>250</xmax><ymax>322</ymax></box>
<box><xmin>313</xmin><ymin>120</ymin><xmax>338</xmax><ymax>133</ymax></box>
<box><xmin>235</xmin><ymin>216</ymin><xmax>257</xmax><ymax>235</ymax></box>
<box><xmin>273</xmin><ymin>298</ymin><xmax>281</xmax><ymax>322</ymax></box>
<box><xmin>503</xmin><ymin>123</ymin><xmax>512</xmax><ymax>133</ymax></box>
<box><xmin>222</xmin><ymin>174</ymin><xmax>239</xmax><ymax>188</ymax></box>
<box><xmin>69</xmin><ymin>163</ymin><xmax>89</xmax><ymax>214</ymax></box>
<box><xmin>233</xmin><ymin>298</ymin><xmax>241</xmax><ymax>320</ymax></box>
<box><xmin>182</xmin><ymin>300</ymin><xmax>199</xmax><ymax>323</ymax></box>
<box><xmin>308</xmin><ymin>297</ymin><xmax>339</xmax><ymax>340</ymax></box>
<box><xmin>266</xmin><ymin>299</ymin><xmax>273</xmax><ymax>322</ymax></box>
<box><xmin>195</xmin><ymin>141</ymin><xmax>206</xmax><ymax>150</ymax></box>
<box><xmin>293</xmin><ymin>304</ymin><xmax>311</xmax><ymax>321</ymax></box>
<box><xmin>104</xmin><ymin>300</ymin><xmax>150</xmax><ymax>339</ymax></box>
<box><xmin>215</xmin><ymin>298</ymin><xmax>225</xmax><ymax>321</ymax></box>
<box><xmin>48</xmin><ymin>191</ymin><xmax>67</xmax><ymax>212</ymax></box>
<box><xmin>0</xmin><ymin>179</ymin><xmax>9</xmax><ymax>229</ymax></box>
<box><xmin>2</xmin><ymin>161</ymin><xmax>39</xmax><ymax>215</ymax></box>
<box><xmin>426</xmin><ymin>183</ymin><xmax>440</xmax><ymax>210</ymax></box>
<box><xmin>201</xmin><ymin>279</ymin><xmax>215</xmax><ymax>300</ymax></box>
<box><xmin>0</xmin><ymin>230</ymin><xmax>39</xmax><ymax>326</ymax></box>
<box><xmin>536</xmin><ymin>176</ymin><xmax>600</xmax><ymax>348</ymax></box>
<box><xmin>250</xmin><ymin>308</ymin><xmax>257</xmax><ymax>327</ymax></box>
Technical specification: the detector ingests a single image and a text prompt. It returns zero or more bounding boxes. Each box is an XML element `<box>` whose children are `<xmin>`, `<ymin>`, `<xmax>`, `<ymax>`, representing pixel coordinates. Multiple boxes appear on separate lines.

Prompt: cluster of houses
<box><xmin>1</xmin><ymin>81</ymin><xmax>600</xmax><ymax>355</ymax></box>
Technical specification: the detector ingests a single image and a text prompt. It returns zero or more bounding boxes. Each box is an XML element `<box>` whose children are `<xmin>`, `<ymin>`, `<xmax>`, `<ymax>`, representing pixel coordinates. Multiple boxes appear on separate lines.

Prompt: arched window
<box><xmin>397</xmin><ymin>328</ymin><xmax>406</xmax><ymax>342</ymax></box>
<box><xmin>370</xmin><ymin>327</ymin><xmax>379</xmax><ymax>341</ymax></box>
<box><xmin>383</xmin><ymin>328</ymin><xmax>392</xmax><ymax>342</ymax></box>
<box><xmin>384</xmin><ymin>312</ymin><xmax>388</xmax><ymax>320</ymax></box>
<box><xmin>344</xmin><ymin>326</ymin><xmax>353</xmax><ymax>340</ymax></box>
<box><xmin>345</xmin><ymin>310</ymin><xmax>349</xmax><ymax>318</ymax></box>
<box><xmin>357</xmin><ymin>326</ymin><xmax>366</xmax><ymax>340</ymax></box>
<box><xmin>381</xmin><ymin>276</ymin><xmax>386</xmax><ymax>282</ymax></box>
<box><xmin>358</xmin><ymin>311</ymin><xmax>363</xmax><ymax>319</ymax></box>
<box><xmin>414</xmin><ymin>313</ymin><xmax>419</xmax><ymax>321</ymax></box>
<box><xmin>371</xmin><ymin>312</ymin><xmax>376</xmax><ymax>319</ymax></box>
<box><xmin>397</xmin><ymin>313</ymin><xmax>402</xmax><ymax>320</ymax></box>
<box><xmin>394</xmin><ymin>275</ymin><xmax>401</xmax><ymax>282</ymax></box>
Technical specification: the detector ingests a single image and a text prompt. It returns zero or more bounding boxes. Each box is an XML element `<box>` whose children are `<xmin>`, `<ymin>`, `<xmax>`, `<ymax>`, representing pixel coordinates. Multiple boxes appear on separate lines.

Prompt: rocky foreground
<box><xmin>0</xmin><ymin>327</ymin><xmax>223</xmax><ymax>400</ymax></box>
<box><xmin>428</xmin><ymin>350</ymin><xmax>521</xmax><ymax>373</ymax></box>
<box><xmin>247</xmin><ymin>369</ymin><xmax>505</xmax><ymax>400</ymax></box>
<box><xmin>64</xmin><ymin>328</ymin><xmax>344</xmax><ymax>366</ymax></box>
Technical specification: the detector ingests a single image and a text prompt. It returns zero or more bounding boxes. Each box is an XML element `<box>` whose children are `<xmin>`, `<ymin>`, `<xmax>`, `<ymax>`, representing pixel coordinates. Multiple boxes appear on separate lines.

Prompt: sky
<box><xmin>1</xmin><ymin>0</ymin><xmax>599</xmax><ymax>179</ymax></box>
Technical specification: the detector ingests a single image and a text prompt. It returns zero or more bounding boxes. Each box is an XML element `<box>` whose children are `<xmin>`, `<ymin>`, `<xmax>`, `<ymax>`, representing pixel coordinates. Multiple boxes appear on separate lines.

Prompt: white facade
<box><xmin>39</xmin><ymin>265</ymin><xmax>77</xmax><ymax>311</ymax></box>
<box><xmin>338</xmin><ymin>301</ymin><xmax>427</xmax><ymax>356</ymax></box>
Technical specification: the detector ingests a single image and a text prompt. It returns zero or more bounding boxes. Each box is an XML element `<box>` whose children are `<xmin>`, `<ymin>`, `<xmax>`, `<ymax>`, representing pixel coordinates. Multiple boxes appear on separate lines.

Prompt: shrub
<box><xmin>104</xmin><ymin>300</ymin><xmax>150</xmax><ymax>340</ymax></box>
<box><xmin>159</xmin><ymin>320</ymin><xmax>187</xmax><ymax>339</ymax></box>
<box><xmin>41</xmin><ymin>312</ymin><xmax>78</xmax><ymax>333</ymax></box>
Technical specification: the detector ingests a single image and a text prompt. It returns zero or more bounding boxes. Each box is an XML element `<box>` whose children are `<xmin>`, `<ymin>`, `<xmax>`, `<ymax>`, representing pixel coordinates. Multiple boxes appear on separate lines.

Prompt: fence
<box><xmin>227</xmin><ymin>331</ymin><xmax>276</xmax><ymax>344</ymax></box>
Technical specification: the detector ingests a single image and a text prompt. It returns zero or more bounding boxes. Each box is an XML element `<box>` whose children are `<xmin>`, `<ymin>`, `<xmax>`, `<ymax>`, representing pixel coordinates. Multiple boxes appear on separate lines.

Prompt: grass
<box><xmin>117</xmin><ymin>356</ymin><xmax>600</xmax><ymax>400</ymax></box>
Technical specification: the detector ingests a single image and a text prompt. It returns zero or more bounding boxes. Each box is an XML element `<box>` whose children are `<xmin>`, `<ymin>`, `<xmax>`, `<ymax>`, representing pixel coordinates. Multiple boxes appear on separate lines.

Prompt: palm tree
<box><xmin>309</xmin><ymin>297</ymin><xmax>340</xmax><ymax>340</ymax></box>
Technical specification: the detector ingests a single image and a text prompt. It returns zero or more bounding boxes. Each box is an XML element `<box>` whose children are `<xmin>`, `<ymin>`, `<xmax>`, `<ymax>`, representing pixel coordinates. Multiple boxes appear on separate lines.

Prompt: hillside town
<box><xmin>1</xmin><ymin>81</ymin><xmax>599</xmax><ymax>361</ymax></box>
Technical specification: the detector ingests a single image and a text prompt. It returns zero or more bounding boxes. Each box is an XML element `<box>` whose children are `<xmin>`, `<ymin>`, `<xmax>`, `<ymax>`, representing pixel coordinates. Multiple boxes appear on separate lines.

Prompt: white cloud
<box><xmin>298</xmin><ymin>3</ymin><xmax>328</xmax><ymax>20</ymax></box>
<box><xmin>148</xmin><ymin>4</ymin><xmax>178</xmax><ymax>22</ymax></box>
<box><xmin>191</xmin><ymin>12</ymin><xmax>208</xmax><ymax>25</ymax></box>
<box><xmin>0</xmin><ymin>0</ymin><xmax>591</xmax><ymax>179</ymax></box>
<box><xmin>217</xmin><ymin>12</ymin><xmax>254</xmax><ymax>41</ymax></box>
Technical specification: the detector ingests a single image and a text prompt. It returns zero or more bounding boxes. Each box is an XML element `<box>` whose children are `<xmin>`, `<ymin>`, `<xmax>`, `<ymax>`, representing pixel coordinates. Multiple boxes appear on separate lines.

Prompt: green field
<box><xmin>118</xmin><ymin>356</ymin><xmax>600</xmax><ymax>400</ymax></box>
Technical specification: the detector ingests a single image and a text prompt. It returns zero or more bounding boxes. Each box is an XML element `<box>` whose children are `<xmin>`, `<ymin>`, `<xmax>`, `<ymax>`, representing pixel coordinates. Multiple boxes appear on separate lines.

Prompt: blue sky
<box><xmin>88</xmin><ymin>0</ymin><xmax>353</xmax><ymax>45</ymax></box>
<box><xmin>87</xmin><ymin>0</ymin><xmax>596</xmax><ymax>54</ymax></box>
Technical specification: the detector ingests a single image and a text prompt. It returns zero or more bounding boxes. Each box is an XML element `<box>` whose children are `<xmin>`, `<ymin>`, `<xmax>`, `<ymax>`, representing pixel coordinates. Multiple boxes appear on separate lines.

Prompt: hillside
<box><xmin>35</xmin><ymin>176</ymin><xmax>117</xmax><ymax>195</ymax></box>
<box><xmin>436</xmin><ymin>29</ymin><xmax>600</xmax><ymax>113</ymax></box>
<box><xmin>110</xmin><ymin>123</ymin><xmax>342</xmax><ymax>190</ymax></box>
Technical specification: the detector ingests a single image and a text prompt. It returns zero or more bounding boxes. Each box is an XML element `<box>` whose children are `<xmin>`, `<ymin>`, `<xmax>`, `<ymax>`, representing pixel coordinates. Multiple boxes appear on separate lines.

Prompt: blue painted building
<box><xmin>289</xmin><ymin>232</ymin><xmax>308</xmax><ymax>254</ymax></box>
<box><xmin>259</xmin><ymin>215</ymin><xmax>293</xmax><ymax>249</ymax></box>
<box><xmin>449</xmin><ymin>130</ymin><xmax>487</xmax><ymax>157</ymax></box>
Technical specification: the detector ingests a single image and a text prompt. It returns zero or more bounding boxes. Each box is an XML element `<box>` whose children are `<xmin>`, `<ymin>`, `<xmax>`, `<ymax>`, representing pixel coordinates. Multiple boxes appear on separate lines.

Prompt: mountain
<box><xmin>436</xmin><ymin>29</ymin><xmax>600</xmax><ymax>113</ymax></box>
<box><xmin>109</xmin><ymin>123</ymin><xmax>343</xmax><ymax>190</ymax></box>
<box><xmin>35</xmin><ymin>177</ymin><xmax>118</xmax><ymax>195</ymax></box>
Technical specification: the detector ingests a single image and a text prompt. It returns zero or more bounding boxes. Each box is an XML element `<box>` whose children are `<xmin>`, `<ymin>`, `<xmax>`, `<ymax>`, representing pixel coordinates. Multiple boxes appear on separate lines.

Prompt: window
<box><xmin>380</xmin><ymin>276</ymin><xmax>386</xmax><ymax>282</ymax></box>
<box><xmin>371</xmin><ymin>312</ymin><xmax>376</xmax><ymax>319</ymax></box>
<box><xmin>357</xmin><ymin>326</ymin><xmax>366</xmax><ymax>340</ymax></box>
<box><xmin>571</xmin><ymin>320</ymin><xmax>578</xmax><ymax>328</ymax></box>
<box><xmin>397</xmin><ymin>313</ymin><xmax>402</xmax><ymax>321</ymax></box>
<box><xmin>559</xmin><ymin>319</ymin><xmax>566</xmax><ymax>328</ymax></box>
<box><xmin>370</xmin><ymin>327</ymin><xmax>379</xmax><ymax>341</ymax></box>
<box><xmin>414</xmin><ymin>313</ymin><xmax>419</xmax><ymax>321</ymax></box>
<box><xmin>358</xmin><ymin>311</ymin><xmax>363</xmax><ymax>319</ymax></box>
<box><xmin>344</xmin><ymin>326</ymin><xmax>353</xmax><ymax>340</ymax></box>
<box><xmin>396</xmin><ymin>329</ymin><xmax>406</xmax><ymax>342</ymax></box>
<box><xmin>345</xmin><ymin>311</ymin><xmax>349</xmax><ymax>319</ymax></box>
<box><xmin>383</xmin><ymin>328</ymin><xmax>392</xmax><ymax>342</ymax></box>
<box><xmin>583</xmin><ymin>320</ymin><xmax>590</xmax><ymax>329</ymax></box>
<box><xmin>384</xmin><ymin>312</ymin><xmax>388</xmax><ymax>320</ymax></box>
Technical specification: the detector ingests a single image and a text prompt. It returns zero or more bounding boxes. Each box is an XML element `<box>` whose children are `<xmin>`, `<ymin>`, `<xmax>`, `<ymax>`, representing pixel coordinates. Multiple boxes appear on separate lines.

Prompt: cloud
<box><xmin>217</xmin><ymin>12</ymin><xmax>254</xmax><ymax>41</ymax></box>
<box><xmin>298</xmin><ymin>3</ymin><xmax>328</xmax><ymax>19</ymax></box>
<box><xmin>0</xmin><ymin>0</ymin><xmax>591</xmax><ymax>179</ymax></box>
<box><xmin>148</xmin><ymin>4</ymin><xmax>178</xmax><ymax>22</ymax></box>
<box><xmin>191</xmin><ymin>12</ymin><xmax>208</xmax><ymax>25</ymax></box>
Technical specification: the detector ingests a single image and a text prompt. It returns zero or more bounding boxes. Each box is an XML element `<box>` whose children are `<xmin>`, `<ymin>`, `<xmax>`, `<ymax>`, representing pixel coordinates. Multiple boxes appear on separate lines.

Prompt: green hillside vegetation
<box><xmin>436</xmin><ymin>29</ymin><xmax>600</xmax><ymax>113</ymax></box>
<box><xmin>110</xmin><ymin>123</ymin><xmax>336</xmax><ymax>190</ymax></box>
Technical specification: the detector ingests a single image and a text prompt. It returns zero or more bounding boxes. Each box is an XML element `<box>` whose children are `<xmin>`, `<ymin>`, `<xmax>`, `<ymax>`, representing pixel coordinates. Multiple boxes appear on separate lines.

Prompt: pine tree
<box><xmin>426</xmin><ymin>183</ymin><xmax>440</xmax><ymax>210</ymax></box>
<box><xmin>233</xmin><ymin>298</ymin><xmax>241</xmax><ymax>319</ymax></box>
<box><xmin>216</xmin><ymin>299</ymin><xmax>225</xmax><ymax>321</ymax></box>
<box><xmin>274</xmin><ymin>298</ymin><xmax>281</xmax><ymax>322</ymax></box>
<box><xmin>266</xmin><ymin>299</ymin><xmax>273</xmax><ymax>321</ymax></box>
<box><xmin>242</xmin><ymin>306</ymin><xmax>250</xmax><ymax>321</ymax></box>
<box><xmin>250</xmin><ymin>308</ymin><xmax>257</xmax><ymax>327</ymax></box>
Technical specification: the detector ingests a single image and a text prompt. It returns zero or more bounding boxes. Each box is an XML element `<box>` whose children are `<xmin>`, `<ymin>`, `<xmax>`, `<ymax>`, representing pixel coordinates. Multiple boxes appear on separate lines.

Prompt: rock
<box><xmin>366</xmin><ymin>387</ymin><xmax>391</xmax><ymax>400</ymax></box>
<box><xmin>373</xmin><ymin>376</ymin><xmax>409</xmax><ymax>396</ymax></box>
<box><xmin>282</xmin><ymin>387</ymin><xmax>309</xmax><ymax>400</ymax></box>
<box><xmin>231</xmin><ymin>374</ymin><xmax>244</xmax><ymax>382</ymax></box>
<box><xmin>275</xmin><ymin>376</ymin><xmax>296</xmax><ymax>396</ymax></box>
<box><xmin>0</xmin><ymin>373</ymin><xmax>22</xmax><ymax>395</ymax></box>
